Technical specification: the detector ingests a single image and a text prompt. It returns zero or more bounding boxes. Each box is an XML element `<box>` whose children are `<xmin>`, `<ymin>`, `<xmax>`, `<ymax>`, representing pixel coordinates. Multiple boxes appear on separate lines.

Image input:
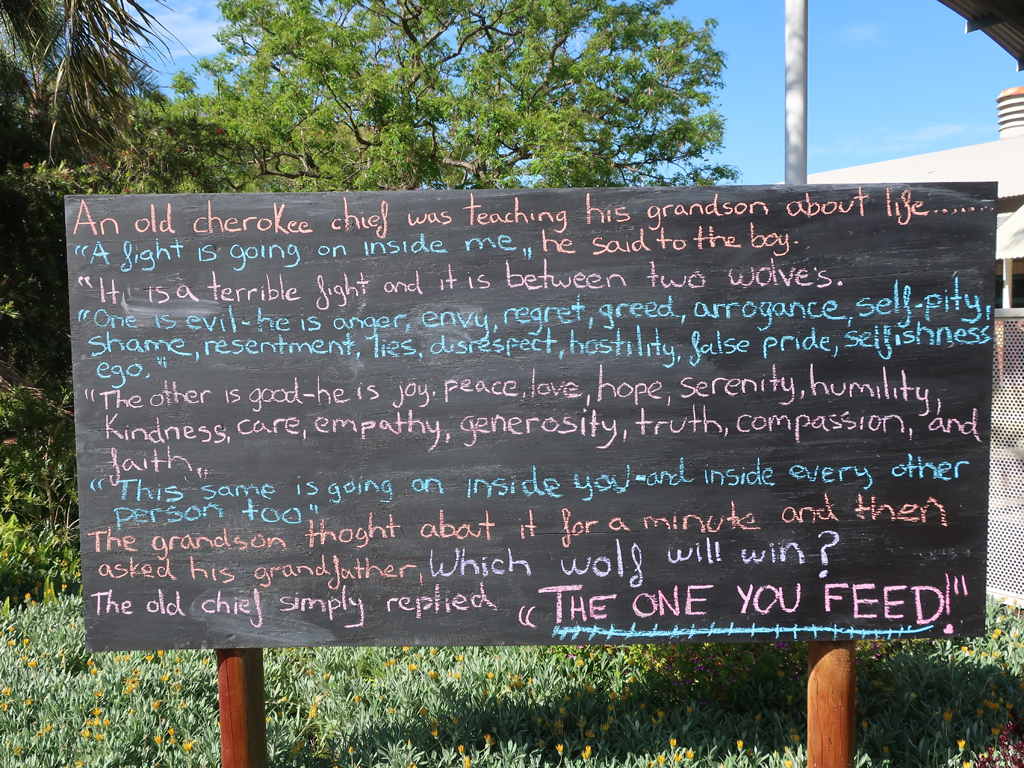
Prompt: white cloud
<box><xmin>835</xmin><ymin>23</ymin><xmax>885</xmax><ymax>44</ymax></box>
<box><xmin>142</xmin><ymin>1</ymin><xmax>223</xmax><ymax>78</ymax></box>
<box><xmin>810</xmin><ymin>123</ymin><xmax>989</xmax><ymax>159</ymax></box>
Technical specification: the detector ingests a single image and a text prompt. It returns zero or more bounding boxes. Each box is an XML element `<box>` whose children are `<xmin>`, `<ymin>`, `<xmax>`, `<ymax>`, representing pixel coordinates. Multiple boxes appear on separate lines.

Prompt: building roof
<box><xmin>939</xmin><ymin>0</ymin><xmax>1024</xmax><ymax>70</ymax></box>
<box><xmin>807</xmin><ymin>133</ymin><xmax>1024</xmax><ymax>202</ymax></box>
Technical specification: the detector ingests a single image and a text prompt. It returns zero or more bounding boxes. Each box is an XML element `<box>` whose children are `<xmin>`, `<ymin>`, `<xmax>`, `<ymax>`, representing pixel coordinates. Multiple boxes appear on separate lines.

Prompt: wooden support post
<box><xmin>807</xmin><ymin>641</ymin><xmax>856</xmax><ymax>768</ymax></box>
<box><xmin>217</xmin><ymin>648</ymin><xmax>268</xmax><ymax>768</ymax></box>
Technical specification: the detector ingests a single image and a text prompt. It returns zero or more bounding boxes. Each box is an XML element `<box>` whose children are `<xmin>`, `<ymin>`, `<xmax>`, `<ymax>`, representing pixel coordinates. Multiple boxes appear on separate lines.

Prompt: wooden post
<box><xmin>807</xmin><ymin>640</ymin><xmax>856</xmax><ymax>768</ymax></box>
<box><xmin>217</xmin><ymin>648</ymin><xmax>268</xmax><ymax>768</ymax></box>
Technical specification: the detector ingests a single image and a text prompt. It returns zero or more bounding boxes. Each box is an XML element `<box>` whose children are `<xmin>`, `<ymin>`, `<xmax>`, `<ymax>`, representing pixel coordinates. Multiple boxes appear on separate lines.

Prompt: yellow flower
<box><xmin>583</xmin><ymin>745</ymin><xmax>593</xmax><ymax>760</ymax></box>
<box><xmin>157</xmin><ymin>650</ymin><xmax>164</xmax><ymax>656</ymax></box>
<box><xmin>418</xmin><ymin>707</ymin><xmax>427</xmax><ymax>716</ymax></box>
<box><xmin>686</xmin><ymin>750</ymin><xmax>695</xmax><ymax>760</ymax></box>
<box><xmin>80</xmin><ymin>730</ymin><xmax>91</xmax><ymax>738</ymax></box>
<box><xmin>959</xmin><ymin>739</ymin><xmax>967</xmax><ymax>749</ymax></box>
<box><xmin>674</xmin><ymin>754</ymin><xmax>682</xmax><ymax>763</ymax></box>
<box><xmin>27</xmin><ymin>660</ymin><xmax>36</xmax><ymax>668</ymax></box>
<box><xmin>944</xmin><ymin>709</ymin><xmax>954</xmax><ymax>722</ymax></box>
<box><xmin>95</xmin><ymin>733</ymin><xmax>104</xmax><ymax>741</ymax></box>
<box><xmin>154</xmin><ymin>735</ymin><xmax>162</xmax><ymax>744</ymax></box>
<box><xmin>883</xmin><ymin>746</ymin><xmax>889</xmax><ymax>754</ymax></box>
<box><xmin>183</xmin><ymin>741</ymin><xmax>194</xmax><ymax>751</ymax></box>
<box><xmin>152</xmin><ymin>700</ymin><xmax>162</xmax><ymax>709</ymax></box>
<box><xmin>487</xmin><ymin>672</ymin><xmax>494</xmax><ymax>679</ymax></box>
<box><xmin>556</xmin><ymin>744</ymin><xmax>564</xmax><ymax>754</ymax></box>
<box><xmin>656</xmin><ymin>755</ymin><xmax>665</xmax><ymax>764</ymax></box>
<box><xmin>737</xmin><ymin>740</ymin><xmax>743</xmax><ymax>750</ymax></box>
<box><xmin>463</xmin><ymin>758</ymin><xmax>471</xmax><ymax>768</ymax></box>
<box><xmin>670</xmin><ymin>738</ymin><xmax>677</xmax><ymax>748</ymax></box>
<box><xmin>784</xmin><ymin>762</ymin><xmax>793</xmax><ymax>768</ymax></box>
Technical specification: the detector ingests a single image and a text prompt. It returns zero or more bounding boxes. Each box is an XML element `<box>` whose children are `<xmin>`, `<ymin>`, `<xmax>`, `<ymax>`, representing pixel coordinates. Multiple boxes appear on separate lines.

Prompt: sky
<box><xmin>144</xmin><ymin>0</ymin><xmax>1024</xmax><ymax>185</ymax></box>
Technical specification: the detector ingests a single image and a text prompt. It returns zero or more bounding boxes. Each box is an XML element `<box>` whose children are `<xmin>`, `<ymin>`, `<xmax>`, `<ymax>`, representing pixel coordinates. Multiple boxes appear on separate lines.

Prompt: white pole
<box><xmin>785</xmin><ymin>0</ymin><xmax>808</xmax><ymax>185</ymax></box>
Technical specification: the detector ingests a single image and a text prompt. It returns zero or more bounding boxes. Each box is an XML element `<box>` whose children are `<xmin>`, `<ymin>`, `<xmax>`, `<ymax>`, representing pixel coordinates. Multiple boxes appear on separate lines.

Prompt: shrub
<box><xmin>0</xmin><ymin>385</ymin><xmax>77</xmax><ymax>533</ymax></box>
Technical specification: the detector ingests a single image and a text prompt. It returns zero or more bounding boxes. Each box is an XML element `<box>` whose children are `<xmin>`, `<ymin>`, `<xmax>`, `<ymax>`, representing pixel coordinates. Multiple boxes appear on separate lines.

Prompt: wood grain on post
<box><xmin>217</xmin><ymin>648</ymin><xmax>268</xmax><ymax>768</ymax></box>
<box><xmin>807</xmin><ymin>640</ymin><xmax>856</xmax><ymax>768</ymax></box>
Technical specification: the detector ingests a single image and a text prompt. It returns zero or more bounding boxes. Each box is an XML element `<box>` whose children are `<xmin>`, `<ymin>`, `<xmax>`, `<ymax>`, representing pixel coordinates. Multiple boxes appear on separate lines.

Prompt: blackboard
<box><xmin>66</xmin><ymin>184</ymin><xmax>994</xmax><ymax>651</ymax></box>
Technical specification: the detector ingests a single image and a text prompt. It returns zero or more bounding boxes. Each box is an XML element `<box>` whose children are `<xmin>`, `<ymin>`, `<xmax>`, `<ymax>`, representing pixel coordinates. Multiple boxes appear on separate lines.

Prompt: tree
<box><xmin>0</xmin><ymin>0</ymin><xmax>162</xmax><ymax>159</ymax></box>
<box><xmin>166</xmin><ymin>0</ymin><xmax>736</xmax><ymax>190</ymax></box>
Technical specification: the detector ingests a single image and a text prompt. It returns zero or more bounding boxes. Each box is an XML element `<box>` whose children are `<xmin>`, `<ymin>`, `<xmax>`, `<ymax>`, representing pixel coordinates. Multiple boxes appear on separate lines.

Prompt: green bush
<box><xmin>0</xmin><ymin>385</ymin><xmax>78</xmax><ymax>533</ymax></box>
<box><xmin>0</xmin><ymin>513</ymin><xmax>80</xmax><ymax>608</ymax></box>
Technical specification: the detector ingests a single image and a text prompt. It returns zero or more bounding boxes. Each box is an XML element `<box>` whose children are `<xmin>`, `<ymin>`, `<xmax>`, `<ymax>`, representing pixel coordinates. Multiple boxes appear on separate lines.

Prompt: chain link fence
<box><xmin>990</xmin><ymin>313</ymin><xmax>1024</xmax><ymax>605</ymax></box>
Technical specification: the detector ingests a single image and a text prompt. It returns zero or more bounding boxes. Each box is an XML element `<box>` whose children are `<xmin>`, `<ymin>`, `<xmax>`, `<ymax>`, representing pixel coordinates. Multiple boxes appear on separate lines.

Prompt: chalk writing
<box><xmin>65</xmin><ymin>184</ymin><xmax>994</xmax><ymax>650</ymax></box>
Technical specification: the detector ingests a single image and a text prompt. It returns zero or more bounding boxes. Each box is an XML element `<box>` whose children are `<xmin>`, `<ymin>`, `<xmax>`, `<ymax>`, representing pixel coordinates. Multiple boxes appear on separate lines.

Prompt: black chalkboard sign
<box><xmin>66</xmin><ymin>184</ymin><xmax>994</xmax><ymax>651</ymax></box>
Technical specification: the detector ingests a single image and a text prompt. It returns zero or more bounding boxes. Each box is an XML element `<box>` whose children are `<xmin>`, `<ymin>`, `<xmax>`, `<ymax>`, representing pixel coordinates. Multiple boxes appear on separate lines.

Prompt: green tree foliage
<box><xmin>166</xmin><ymin>0</ymin><xmax>736</xmax><ymax>190</ymax></box>
<box><xmin>0</xmin><ymin>0</ymin><xmax>163</xmax><ymax>542</ymax></box>
<box><xmin>0</xmin><ymin>0</ymin><xmax>162</xmax><ymax>158</ymax></box>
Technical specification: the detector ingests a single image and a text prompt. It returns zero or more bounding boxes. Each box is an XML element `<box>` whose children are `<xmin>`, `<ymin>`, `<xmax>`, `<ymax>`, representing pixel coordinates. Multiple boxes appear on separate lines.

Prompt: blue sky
<box><xmin>146</xmin><ymin>0</ymin><xmax>1024</xmax><ymax>185</ymax></box>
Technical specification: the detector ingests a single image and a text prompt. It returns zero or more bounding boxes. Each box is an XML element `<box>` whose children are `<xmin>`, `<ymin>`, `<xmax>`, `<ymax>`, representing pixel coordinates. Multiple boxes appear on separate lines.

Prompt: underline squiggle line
<box><xmin>550</xmin><ymin>622</ymin><xmax>935</xmax><ymax>642</ymax></box>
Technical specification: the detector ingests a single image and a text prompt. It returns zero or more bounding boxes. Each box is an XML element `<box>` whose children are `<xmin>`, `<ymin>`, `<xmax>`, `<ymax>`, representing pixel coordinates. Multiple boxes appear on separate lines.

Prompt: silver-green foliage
<box><xmin>0</xmin><ymin>596</ymin><xmax>1022</xmax><ymax>767</ymax></box>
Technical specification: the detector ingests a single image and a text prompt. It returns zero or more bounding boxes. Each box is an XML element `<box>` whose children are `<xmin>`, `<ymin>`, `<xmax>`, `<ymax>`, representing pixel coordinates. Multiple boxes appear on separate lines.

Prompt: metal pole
<box><xmin>784</xmin><ymin>3</ymin><xmax>856</xmax><ymax>766</ymax></box>
<box><xmin>785</xmin><ymin>0</ymin><xmax>808</xmax><ymax>185</ymax></box>
<box><xmin>217</xmin><ymin>648</ymin><xmax>268</xmax><ymax>768</ymax></box>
